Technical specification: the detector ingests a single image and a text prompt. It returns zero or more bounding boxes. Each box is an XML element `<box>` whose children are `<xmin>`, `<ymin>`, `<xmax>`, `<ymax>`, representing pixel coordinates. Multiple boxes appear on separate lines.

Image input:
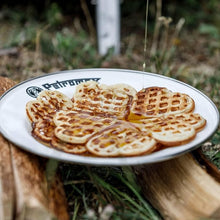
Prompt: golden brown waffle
<box><xmin>135</xmin><ymin>113</ymin><xmax>206</xmax><ymax>131</ymax></box>
<box><xmin>26</xmin><ymin>90</ymin><xmax>74</xmax><ymax>122</ymax></box>
<box><xmin>136</xmin><ymin>113</ymin><xmax>206</xmax><ymax>146</ymax></box>
<box><xmin>50</xmin><ymin>136</ymin><xmax>87</xmax><ymax>154</ymax></box>
<box><xmin>150</xmin><ymin>121</ymin><xmax>196</xmax><ymax>146</ymax></box>
<box><xmin>86</xmin><ymin>121</ymin><xmax>157</xmax><ymax>157</ymax></box>
<box><xmin>129</xmin><ymin>87</ymin><xmax>195</xmax><ymax>120</ymax></box>
<box><xmin>31</xmin><ymin>116</ymin><xmax>87</xmax><ymax>154</ymax></box>
<box><xmin>172</xmin><ymin>113</ymin><xmax>206</xmax><ymax>131</ymax></box>
<box><xmin>32</xmin><ymin>120</ymin><xmax>55</xmax><ymax>143</ymax></box>
<box><xmin>72</xmin><ymin>81</ymin><xmax>136</xmax><ymax>119</ymax></box>
<box><xmin>53</xmin><ymin>110</ymin><xmax>117</xmax><ymax>144</ymax></box>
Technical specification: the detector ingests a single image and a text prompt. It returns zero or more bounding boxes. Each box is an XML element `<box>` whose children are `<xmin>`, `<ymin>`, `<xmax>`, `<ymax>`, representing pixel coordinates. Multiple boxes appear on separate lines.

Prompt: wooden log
<box><xmin>0</xmin><ymin>77</ymin><xmax>69</xmax><ymax>220</ymax></box>
<box><xmin>0</xmin><ymin>136</ymin><xmax>15</xmax><ymax>220</ymax></box>
<box><xmin>10</xmin><ymin>145</ymin><xmax>69</xmax><ymax>220</ymax></box>
<box><xmin>10</xmin><ymin>145</ymin><xmax>55</xmax><ymax>220</ymax></box>
<box><xmin>48</xmin><ymin>175</ymin><xmax>70</xmax><ymax>220</ymax></box>
<box><xmin>134</xmin><ymin>152</ymin><xmax>220</xmax><ymax>220</ymax></box>
<box><xmin>0</xmin><ymin>76</ymin><xmax>16</xmax><ymax>96</ymax></box>
<box><xmin>0</xmin><ymin>77</ymin><xmax>16</xmax><ymax>220</ymax></box>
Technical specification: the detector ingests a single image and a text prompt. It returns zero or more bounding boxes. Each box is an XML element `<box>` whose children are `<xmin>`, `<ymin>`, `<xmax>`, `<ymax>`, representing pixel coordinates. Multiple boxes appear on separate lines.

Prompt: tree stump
<box><xmin>134</xmin><ymin>149</ymin><xmax>220</xmax><ymax>220</ymax></box>
<box><xmin>0</xmin><ymin>77</ymin><xmax>69</xmax><ymax>220</ymax></box>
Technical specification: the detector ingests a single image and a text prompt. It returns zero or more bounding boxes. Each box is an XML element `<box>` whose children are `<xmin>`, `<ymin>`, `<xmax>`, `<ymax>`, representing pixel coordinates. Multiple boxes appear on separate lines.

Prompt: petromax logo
<box><xmin>26</xmin><ymin>86</ymin><xmax>43</xmax><ymax>98</ymax></box>
<box><xmin>26</xmin><ymin>77</ymin><xmax>101</xmax><ymax>98</ymax></box>
<box><xmin>41</xmin><ymin>78</ymin><xmax>100</xmax><ymax>90</ymax></box>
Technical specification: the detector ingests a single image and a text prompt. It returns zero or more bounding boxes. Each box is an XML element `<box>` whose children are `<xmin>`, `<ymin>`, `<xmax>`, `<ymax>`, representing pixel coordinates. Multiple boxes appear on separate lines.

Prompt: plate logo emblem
<box><xmin>26</xmin><ymin>86</ymin><xmax>43</xmax><ymax>98</ymax></box>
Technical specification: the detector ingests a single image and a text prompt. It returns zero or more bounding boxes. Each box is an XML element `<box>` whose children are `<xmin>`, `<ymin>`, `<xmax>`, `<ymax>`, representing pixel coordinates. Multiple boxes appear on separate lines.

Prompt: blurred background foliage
<box><xmin>0</xmin><ymin>0</ymin><xmax>219</xmax><ymax>58</ymax></box>
<box><xmin>1</xmin><ymin>0</ymin><xmax>220</xmax><ymax>26</ymax></box>
<box><xmin>0</xmin><ymin>0</ymin><xmax>219</xmax><ymax>73</ymax></box>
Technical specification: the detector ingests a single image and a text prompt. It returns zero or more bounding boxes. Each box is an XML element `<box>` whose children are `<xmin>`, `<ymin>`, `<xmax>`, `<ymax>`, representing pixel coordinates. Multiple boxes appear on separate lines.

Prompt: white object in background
<box><xmin>96</xmin><ymin>0</ymin><xmax>120</xmax><ymax>55</ymax></box>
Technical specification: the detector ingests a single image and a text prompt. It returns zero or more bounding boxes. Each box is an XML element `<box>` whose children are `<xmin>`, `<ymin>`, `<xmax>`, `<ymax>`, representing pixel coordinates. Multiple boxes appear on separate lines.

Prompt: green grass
<box><xmin>59</xmin><ymin>164</ymin><xmax>161</xmax><ymax>219</ymax></box>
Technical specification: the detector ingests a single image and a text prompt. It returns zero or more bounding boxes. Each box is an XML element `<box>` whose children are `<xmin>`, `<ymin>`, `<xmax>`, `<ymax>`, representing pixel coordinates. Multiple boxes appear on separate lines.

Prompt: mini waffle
<box><xmin>166</xmin><ymin>113</ymin><xmax>206</xmax><ymax>132</ymax></box>
<box><xmin>137</xmin><ymin>113</ymin><xmax>206</xmax><ymax>146</ymax></box>
<box><xmin>53</xmin><ymin>110</ymin><xmax>117</xmax><ymax>144</ymax></box>
<box><xmin>26</xmin><ymin>90</ymin><xmax>74</xmax><ymax>122</ymax></box>
<box><xmin>72</xmin><ymin>81</ymin><xmax>136</xmax><ymax>119</ymax></box>
<box><xmin>31</xmin><ymin>117</ymin><xmax>87</xmax><ymax>154</ymax></box>
<box><xmin>86</xmin><ymin>121</ymin><xmax>157</xmax><ymax>157</ymax></box>
<box><xmin>129</xmin><ymin>87</ymin><xmax>195</xmax><ymax>120</ymax></box>
<box><xmin>50</xmin><ymin>136</ymin><xmax>87</xmax><ymax>154</ymax></box>
<box><xmin>150</xmin><ymin>121</ymin><xmax>196</xmax><ymax>146</ymax></box>
<box><xmin>136</xmin><ymin>113</ymin><xmax>206</xmax><ymax>131</ymax></box>
<box><xmin>32</xmin><ymin>120</ymin><xmax>55</xmax><ymax>143</ymax></box>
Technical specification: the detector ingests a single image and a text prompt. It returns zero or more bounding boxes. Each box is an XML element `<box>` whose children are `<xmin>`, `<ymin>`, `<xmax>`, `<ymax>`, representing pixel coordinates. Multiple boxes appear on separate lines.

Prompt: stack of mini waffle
<box><xmin>26</xmin><ymin>81</ymin><xmax>206</xmax><ymax>157</ymax></box>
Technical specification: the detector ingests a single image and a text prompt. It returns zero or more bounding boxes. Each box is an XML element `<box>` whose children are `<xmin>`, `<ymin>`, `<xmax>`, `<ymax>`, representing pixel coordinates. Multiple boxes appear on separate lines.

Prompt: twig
<box><xmin>172</xmin><ymin>18</ymin><xmax>185</xmax><ymax>44</ymax></box>
<box><xmin>35</xmin><ymin>24</ymin><xmax>50</xmax><ymax>54</ymax></box>
<box><xmin>160</xmin><ymin>17</ymin><xmax>172</xmax><ymax>56</ymax></box>
<box><xmin>163</xmin><ymin>18</ymin><xmax>185</xmax><ymax>65</ymax></box>
<box><xmin>150</xmin><ymin>0</ymin><xmax>162</xmax><ymax>56</ymax></box>
<box><xmin>80</xmin><ymin>0</ymin><xmax>96</xmax><ymax>42</ymax></box>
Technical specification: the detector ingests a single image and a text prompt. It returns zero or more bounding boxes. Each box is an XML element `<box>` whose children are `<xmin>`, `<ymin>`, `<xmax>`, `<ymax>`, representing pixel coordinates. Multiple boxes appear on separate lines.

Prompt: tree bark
<box><xmin>0</xmin><ymin>136</ymin><xmax>15</xmax><ymax>220</ymax></box>
<box><xmin>134</xmin><ymin>151</ymin><xmax>220</xmax><ymax>220</ymax></box>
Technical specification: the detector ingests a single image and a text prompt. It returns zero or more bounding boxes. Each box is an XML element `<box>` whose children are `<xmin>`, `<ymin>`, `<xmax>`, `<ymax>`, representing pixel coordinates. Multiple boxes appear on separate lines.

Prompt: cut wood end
<box><xmin>0</xmin><ymin>76</ymin><xmax>16</xmax><ymax>96</ymax></box>
<box><xmin>134</xmin><ymin>152</ymin><xmax>220</xmax><ymax>220</ymax></box>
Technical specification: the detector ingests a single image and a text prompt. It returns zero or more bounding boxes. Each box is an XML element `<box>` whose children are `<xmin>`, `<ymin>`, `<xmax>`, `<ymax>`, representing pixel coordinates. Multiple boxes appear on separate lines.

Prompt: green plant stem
<box><xmin>91</xmin><ymin>173</ymin><xmax>160</xmax><ymax>220</ymax></box>
<box><xmin>114</xmin><ymin>171</ymin><xmax>160</xmax><ymax>220</ymax></box>
<box><xmin>72</xmin><ymin>199</ymin><xmax>80</xmax><ymax>220</ymax></box>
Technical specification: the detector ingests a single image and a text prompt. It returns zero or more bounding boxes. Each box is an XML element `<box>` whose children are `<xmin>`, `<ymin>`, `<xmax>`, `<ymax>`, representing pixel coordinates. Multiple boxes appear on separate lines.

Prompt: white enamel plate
<box><xmin>0</xmin><ymin>69</ymin><xmax>219</xmax><ymax>166</ymax></box>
